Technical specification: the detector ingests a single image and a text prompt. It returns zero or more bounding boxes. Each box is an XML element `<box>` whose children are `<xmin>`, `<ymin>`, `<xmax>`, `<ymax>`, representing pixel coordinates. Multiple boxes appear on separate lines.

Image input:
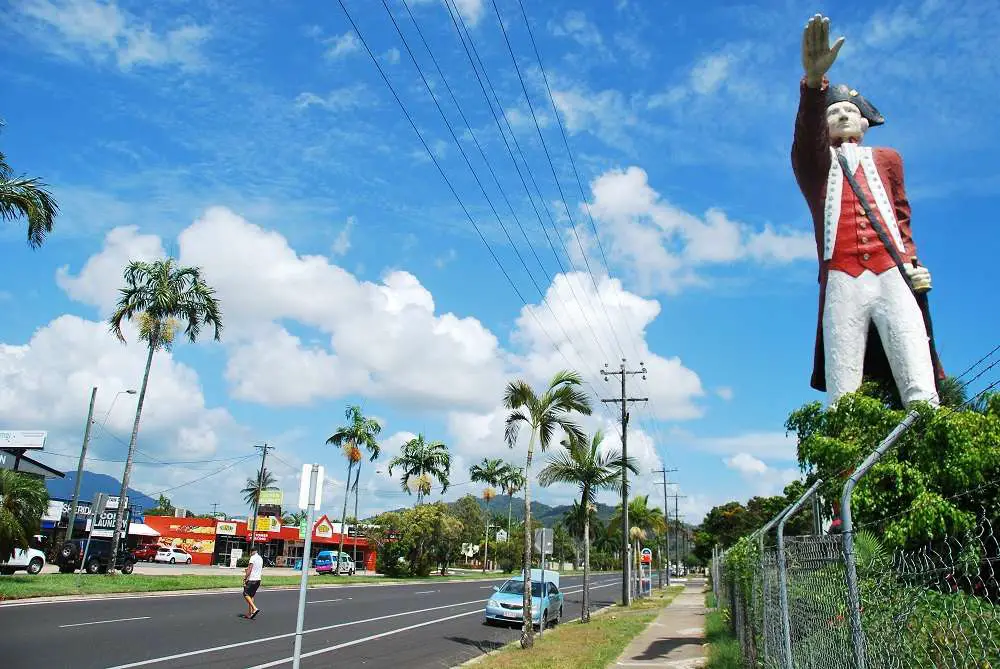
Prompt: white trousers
<box><xmin>823</xmin><ymin>268</ymin><xmax>939</xmax><ymax>407</ymax></box>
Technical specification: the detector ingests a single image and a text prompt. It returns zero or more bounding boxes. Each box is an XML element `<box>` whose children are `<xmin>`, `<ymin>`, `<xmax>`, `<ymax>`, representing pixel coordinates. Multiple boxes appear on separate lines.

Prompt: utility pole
<box><xmin>66</xmin><ymin>387</ymin><xmax>97</xmax><ymax>543</ymax></box>
<box><xmin>211</xmin><ymin>503</ymin><xmax>219</xmax><ymax>518</ymax></box>
<box><xmin>249</xmin><ymin>443</ymin><xmax>272</xmax><ymax>553</ymax></box>
<box><xmin>652</xmin><ymin>467</ymin><xmax>677</xmax><ymax>587</ymax></box>
<box><xmin>600</xmin><ymin>359</ymin><xmax>648</xmax><ymax>607</ymax></box>
<box><xmin>666</xmin><ymin>492</ymin><xmax>687</xmax><ymax>573</ymax></box>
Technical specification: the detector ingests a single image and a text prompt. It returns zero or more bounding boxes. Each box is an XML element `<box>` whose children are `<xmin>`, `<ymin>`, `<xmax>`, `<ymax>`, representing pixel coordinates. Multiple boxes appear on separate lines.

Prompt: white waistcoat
<box><xmin>822</xmin><ymin>145</ymin><xmax>906</xmax><ymax>261</ymax></box>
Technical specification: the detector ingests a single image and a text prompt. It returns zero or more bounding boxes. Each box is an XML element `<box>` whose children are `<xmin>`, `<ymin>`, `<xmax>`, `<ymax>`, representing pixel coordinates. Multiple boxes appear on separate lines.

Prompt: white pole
<box><xmin>539</xmin><ymin>547</ymin><xmax>545</xmax><ymax>637</ymax></box>
<box><xmin>292</xmin><ymin>465</ymin><xmax>319</xmax><ymax>669</ymax></box>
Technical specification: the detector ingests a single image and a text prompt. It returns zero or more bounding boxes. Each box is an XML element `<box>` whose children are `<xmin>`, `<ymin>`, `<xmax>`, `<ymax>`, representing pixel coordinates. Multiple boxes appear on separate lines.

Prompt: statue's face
<box><xmin>826</xmin><ymin>101</ymin><xmax>869</xmax><ymax>141</ymax></box>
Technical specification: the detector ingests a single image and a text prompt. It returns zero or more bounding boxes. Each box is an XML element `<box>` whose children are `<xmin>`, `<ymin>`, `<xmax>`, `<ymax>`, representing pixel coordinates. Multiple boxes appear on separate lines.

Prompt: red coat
<box><xmin>791</xmin><ymin>76</ymin><xmax>943</xmax><ymax>393</ymax></box>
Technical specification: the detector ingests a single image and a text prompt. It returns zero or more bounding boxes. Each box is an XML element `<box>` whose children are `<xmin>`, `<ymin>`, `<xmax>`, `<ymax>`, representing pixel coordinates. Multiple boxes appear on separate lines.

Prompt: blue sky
<box><xmin>1</xmin><ymin>0</ymin><xmax>997</xmax><ymax>524</ymax></box>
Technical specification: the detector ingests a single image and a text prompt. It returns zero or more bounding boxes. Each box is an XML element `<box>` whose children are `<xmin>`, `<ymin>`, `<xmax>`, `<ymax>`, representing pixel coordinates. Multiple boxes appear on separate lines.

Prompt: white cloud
<box><xmin>690</xmin><ymin>53</ymin><xmax>735</xmax><ymax>95</ymax></box>
<box><xmin>383</xmin><ymin>47</ymin><xmax>401</xmax><ymax>65</ymax></box>
<box><xmin>409</xmin><ymin>0</ymin><xmax>483</xmax><ymax>27</ymax></box>
<box><xmin>331</xmin><ymin>216</ymin><xmax>355</xmax><ymax>256</ymax></box>
<box><xmin>549</xmin><ymin>11</ymin><xmax>605</xmax><ymax>50</ymax></box>
<box><xmin>715</xmin><ymin>386</ymin><xmax>734</xmax><ymax>401</ymax></box>
<box><xmin>325</xmin><ymin>31</ymin><xmax>358</xmax><ymax>60</ymax></box>
<box><xmin>294</xmin><ymin>85</ymin><xmax>370</xmax><ymax>112</ymax></box>
<box><xmin>14</xmin><ymin>0</ymin><xmax>209</xmax><ymax>71</ymax></box>
<box><xmin>676</xmin><ymin>429</ymin><xmax>797</xmax><ymax>461</ymax></box>
<box><xmin>550</xmin><ymin>85</ymin><xmax>640</xmax><ymax>152</ymax></box>
<box><xmin>586</xmin><ymin>166</ymin><xmax>814</xmax><ymax>294</ymax></box>
<box><xmin>724</xmin><ymin>452</ymin><xmax>800</xmax><ymax>497</ymax></box>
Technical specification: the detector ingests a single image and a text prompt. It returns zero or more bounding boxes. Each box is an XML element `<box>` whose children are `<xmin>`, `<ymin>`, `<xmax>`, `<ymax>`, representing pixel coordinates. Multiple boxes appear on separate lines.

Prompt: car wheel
<box><xmin>121</xmin><ymin>561</ymin><xmax>135</xmax><ymax>575</ymax></box>
<box><xmin>59</xmin><ymin>542</ymin><xmax>78</xmax><ymax>562</ymax></box>
<box><xmin>85</xmin><ymin>559</ymin><xmax>101</xmax><ymax>574</ymax></box>
<box><xmin>170</xmin><ymin>557</ymin><xmax>176</xmax><ymax>564</ymax></box>
<box><xmin>27</xmin><ymin>558</ymin><xmax>44</xmax><ymax>575</ymax></box>
<box><xmin>186</xmin><ymin>557</ymin><xmax>192</xmax><ymax>564</ymax></box>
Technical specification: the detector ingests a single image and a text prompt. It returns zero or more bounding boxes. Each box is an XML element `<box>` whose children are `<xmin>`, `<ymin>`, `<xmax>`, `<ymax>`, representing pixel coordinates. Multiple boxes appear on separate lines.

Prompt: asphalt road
<box><xmin>0</xmin><ymin>572</ymin><xmax>623</xmax><ymax>668</ymax></box>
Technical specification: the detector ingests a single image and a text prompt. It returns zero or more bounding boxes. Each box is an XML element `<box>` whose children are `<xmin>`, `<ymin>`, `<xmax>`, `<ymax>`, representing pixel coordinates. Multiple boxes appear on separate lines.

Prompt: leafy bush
<box><xmin>235</xmin><ymin>557</ymin><xmax>249</xmax><ymax>568</ymax></box>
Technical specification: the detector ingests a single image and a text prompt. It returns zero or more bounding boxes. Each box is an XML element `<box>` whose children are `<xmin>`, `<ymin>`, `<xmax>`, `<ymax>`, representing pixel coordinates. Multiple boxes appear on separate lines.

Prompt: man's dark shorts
<box><xmin>244</xmin><ymin>580</ymin><xmax>261</xmax><ymax>597</ymax></box>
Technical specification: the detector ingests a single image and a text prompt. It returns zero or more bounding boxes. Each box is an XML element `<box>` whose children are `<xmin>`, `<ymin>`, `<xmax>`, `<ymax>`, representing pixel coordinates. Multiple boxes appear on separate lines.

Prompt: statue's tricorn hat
<box><xmin>827</xmin><ymin>83</ymin><xmax>885</xmax><ymax>127</ymax></box>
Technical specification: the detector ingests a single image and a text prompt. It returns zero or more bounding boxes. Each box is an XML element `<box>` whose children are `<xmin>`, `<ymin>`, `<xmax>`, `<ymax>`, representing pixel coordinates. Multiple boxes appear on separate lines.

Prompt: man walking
<box><xmin>242</xmin><ymin>547</ymin><xmax>263</xmax><ymax>619</ymax></box>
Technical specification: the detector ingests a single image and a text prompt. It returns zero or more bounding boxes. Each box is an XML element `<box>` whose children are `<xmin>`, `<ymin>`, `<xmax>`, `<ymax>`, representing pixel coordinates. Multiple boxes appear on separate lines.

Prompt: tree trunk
<box><xmin>336</xmin><ymin>457</ymin><xmax>354</xmax><ymax>575</ymax></box>
<box><xmin>507</xmin><ymin>496</ymin><xmax>513</xmax><ymax>536</ymax></box>
<box><xmin>108</xmin><ymin>342</ymin><xmax>155</xmax><ymax>574</ymax></box>
<box><xmin>482</xmin><ymin>500</ymin><xmax>489</xmax><ymax>573</ymax></box>
<box><xmin>352</xmin><ymin>460</ymin><xmax>361</xmax><ymax>573</ymax></box>
<box><xmin>520</xmin><ymin>431</ymin><xmax>536</xmax><ymax>649</ymax></box>
<box><xmin>582</xmin><ymin>500</ymin><xmax>591</xmax><ymax>623</ymax></box>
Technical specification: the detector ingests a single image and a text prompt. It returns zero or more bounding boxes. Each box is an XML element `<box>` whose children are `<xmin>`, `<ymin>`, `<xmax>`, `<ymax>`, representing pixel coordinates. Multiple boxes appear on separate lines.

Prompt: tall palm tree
<box><xmin>503</xmin><ymin>370</ymin><xmax>592</xmax><ymax>648</ymax></box>
<box><xmin>326</xmin><ymin>405</ymin><xmax>382</xmax><ymax>574</ymax></box>
<box><xmin>612</xmin><ymin>494</ymin><xmax>667</xmax><ymax>582</ymax></box>
<box><xmin>387</xmin><ymin>434</ymin><xmax>450</xmax><ymax>505</ymax></box>
<box><xmin>1</xmin><ymin>123</ymin><xmax>59</xmax><ymax>248</ymax></box>
<box><xmin>469</xmin><ymin>458</ymin><xmax>508</xmax><ymax>573</ymax></box>
<box><xmin>242</xmin><ymin>467</ymin><xmax>278</xmax><ymax>543</ymax></box>
<box><xmin>107</xmin><ymin>258</ymin><xmax>222</xmax><ymax>571</ymax></box>
<box><xmin>0</xmin><ymin>470</ymin><xmax>49</xmax><ymax>561</ymax></box>
<box><xmin>539</xmin><ymin>430</ymin><xmax>637</xmax><ymax>622</ymax></box>
<box><xmin>498</xmin><ymin>465</ymin><xmax>526</xmax><ymax>536</ymax></box>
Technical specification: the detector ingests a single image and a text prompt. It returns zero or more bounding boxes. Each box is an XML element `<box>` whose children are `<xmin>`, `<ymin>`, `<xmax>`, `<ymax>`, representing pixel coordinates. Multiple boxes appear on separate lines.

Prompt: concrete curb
<box><xmin>0</xmin><ymin>571</ymin><xmax>617</xmax><ymax>607</ymax></box>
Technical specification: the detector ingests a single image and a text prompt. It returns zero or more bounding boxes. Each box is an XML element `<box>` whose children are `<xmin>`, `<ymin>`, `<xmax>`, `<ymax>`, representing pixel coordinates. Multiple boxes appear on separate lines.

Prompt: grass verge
<box><xmin>704</xmin><ymin>592</ymin><xmax>742</xmax><ymax>669</ymax></box>
<box><xmin>0</xmin><ymin>571</ymin><xmax>516</xmax><ymax>601</ymax></box>
<box><xmin>468</xmin><ymin>585</ymin><xmax>684</xmax><ymax>669</ymax></box>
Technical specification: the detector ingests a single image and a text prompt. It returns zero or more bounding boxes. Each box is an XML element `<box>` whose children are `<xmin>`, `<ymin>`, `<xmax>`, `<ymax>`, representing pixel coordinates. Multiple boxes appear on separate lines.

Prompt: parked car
<box><xmin>155</xmin><ymin>547</ymin><xmax>193</xmax><ymax>564</ymax></box>
<box><xmin>133</xmin><ymin>544</ymin><xmax>160</xmax><ymax>562</ymax></box>
<box><xmin>314</xmin><ymin>550</ymin><xmax>355</xmax><ymax>575</ymax></box>
<box><xmin>57</xmin><ymin>538</ymin><xmax>135</xmax><ymax>574</ymax></box>
<box><xmin>1</xmin><ymin>547</ymin><xmax>46</xmax><ymax>575</ymax></box>
<box><xmin>483</xmin><ymin>569</ymin><xmax>563</xmax><ymax>627</ymax></box>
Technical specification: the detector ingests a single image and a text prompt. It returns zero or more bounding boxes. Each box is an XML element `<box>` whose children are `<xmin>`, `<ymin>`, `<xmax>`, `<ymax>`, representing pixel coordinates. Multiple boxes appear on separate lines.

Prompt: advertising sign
<box><xmin>92</xmin><ymin>506</ymin><xmax>131</xmax><ymax>538</ymax></box>
<box><xmin>230</xmin><ymin>548</ymin><xmax>243</xmax><ymax>569</ymax></box>
<box><xmin>0</xmin><ymin>430</ymin><xmax>47</xmax><ymax>450</ymax></box>
<box><xmin>641</xmin><ymin>548</ymin><xmax>653</xmax><ymax>564</ymax></box>
<box><xmin>314</xmin><ymin>516</ymin><xmax>333</xmax><ymax>539</ymax></box>
<box><xmin>259</xmin><ymin>489</ymin><xmax>284</xmax><ymax>506</ymax></box>
<box><xmin>216</xmin><ymin>522</ymin><xmax>237</xmax><ymax>536</ymax></box>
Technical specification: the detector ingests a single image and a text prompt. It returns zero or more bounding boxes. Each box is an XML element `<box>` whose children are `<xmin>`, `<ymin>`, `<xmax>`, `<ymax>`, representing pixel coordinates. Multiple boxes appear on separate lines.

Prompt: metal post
<box><xmin>759</xmin><ymin>503</ymin><xmax>792</xmax><ymax>663</ymax></box>
<box><xmin>292</xmin><ymin>465</ymin><xmax>319</xmax><ymax>669</ymax></box>
<box><xmin>539</xmin><ymin>548</ymin><xmax>546</xmax><ymax>636</ymax></box>
<box><xmin>842</xmin><ymin>410</ymin><xmax>919</xmax><ymax>669</ymax></box>
<box><xmin>66</xmin><ymin>387</ymin><xmax>97</xmax><ymax>543</ymax></box>
<box><xmin>777</xmin><ymin>479</ymin><xmax>824</xmax><ymax>669</ymax></box>
<box><xmin>79</xmin><ymin>492</ymin><xmax>106</xmax><ymax>578</ymax></box>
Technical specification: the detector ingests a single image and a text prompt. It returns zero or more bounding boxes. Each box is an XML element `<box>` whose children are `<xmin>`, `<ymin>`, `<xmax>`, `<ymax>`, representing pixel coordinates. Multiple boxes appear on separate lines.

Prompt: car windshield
<box><xmin>499</xmin><ymin>580</ymin><xmax>544</xmax><ymax>597</ymax></box>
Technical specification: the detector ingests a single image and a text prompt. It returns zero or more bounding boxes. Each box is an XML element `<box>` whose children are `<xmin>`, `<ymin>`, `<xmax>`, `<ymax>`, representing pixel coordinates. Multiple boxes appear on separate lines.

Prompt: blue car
<box><xmin>484</xmin><ymin>569</ymin><xmax>563</xmax><ymax>627</ymax></box>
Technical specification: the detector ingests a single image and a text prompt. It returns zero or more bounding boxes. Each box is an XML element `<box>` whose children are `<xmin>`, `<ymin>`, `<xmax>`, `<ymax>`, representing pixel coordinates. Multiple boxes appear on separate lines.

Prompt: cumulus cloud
<box><xmin>585</xmin><ymin>166</ymin><xmax>814</xmax><ymax>294</ymax></box>
<box><xmin>724</xmin><ymin>452</ymin><xmax>800</xmax><ymax>496</ymax></box>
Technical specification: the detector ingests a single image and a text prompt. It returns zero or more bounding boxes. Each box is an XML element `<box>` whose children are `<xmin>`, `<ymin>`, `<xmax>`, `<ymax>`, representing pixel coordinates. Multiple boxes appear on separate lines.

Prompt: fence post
<box><xmin>777</xmin><ymin>478</ymin><xmax>824</xmax><ymax>669</ymax></box>
<box><xmin>841</xmin><ymin>410</ymin><xmax>920</xmax><ymax>669</ymax></box>
<box><xmin>757</xmin><ymin>503</ymin><xmax>793</xmax><ymax>665</ymax></box>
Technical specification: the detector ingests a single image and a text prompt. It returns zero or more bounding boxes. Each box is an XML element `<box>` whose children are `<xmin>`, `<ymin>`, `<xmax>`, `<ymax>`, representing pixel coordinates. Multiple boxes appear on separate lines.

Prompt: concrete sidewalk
<box><xmin>609</xmin><ymin>580</ymin><xmax>707</xmax><ymax>668</ymax></box>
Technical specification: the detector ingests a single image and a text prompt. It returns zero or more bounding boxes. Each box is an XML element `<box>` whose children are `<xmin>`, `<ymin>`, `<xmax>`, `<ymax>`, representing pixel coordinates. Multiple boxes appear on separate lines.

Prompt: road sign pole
<box><xmin>79</xmin><ymin>492</ymin><xmax>106</xmax><ymax>579</ymax></box>
<box><xmin>293</xmin><ymin>464</ymin><xmax>322</xmax><ymax>669</ymax></box>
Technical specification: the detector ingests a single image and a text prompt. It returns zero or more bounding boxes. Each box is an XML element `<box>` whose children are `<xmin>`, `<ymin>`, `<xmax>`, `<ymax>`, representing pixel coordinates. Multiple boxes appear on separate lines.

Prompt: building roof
<box><xmin>0</xmin><ymin>449</ymin><xmax>65</xmax><ymax>479</ymax></box>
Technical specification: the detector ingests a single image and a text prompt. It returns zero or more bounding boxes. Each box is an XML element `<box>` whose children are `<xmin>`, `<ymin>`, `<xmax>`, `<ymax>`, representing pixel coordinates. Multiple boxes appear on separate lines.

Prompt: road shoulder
<box><xmin>609</xmin><ymin>579</ymin><xmax>707</xmax><ymax>668</ymax></box>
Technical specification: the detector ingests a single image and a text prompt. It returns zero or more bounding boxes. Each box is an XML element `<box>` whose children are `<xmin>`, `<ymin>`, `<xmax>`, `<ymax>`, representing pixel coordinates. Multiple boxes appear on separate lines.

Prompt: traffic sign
<box><xmin>533</xmin><ymin>528</ymin><xmax>554</xmax><ymax>555</ymax></box>
<box><xmin>641</xmin><ymin>548</ymin><xmax>652</xmax><ymax>564</ymax></box>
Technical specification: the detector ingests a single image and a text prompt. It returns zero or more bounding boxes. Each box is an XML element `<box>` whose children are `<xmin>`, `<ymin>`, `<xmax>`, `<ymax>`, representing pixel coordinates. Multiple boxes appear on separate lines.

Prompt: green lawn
<box><xmin>470</xmin><ymin>586</ymin><xmax>684</xmax><ymax>669</ymax></box>
<box><xmin>0</xmin><ymin>570</ymin><xmax>515</xmax><ymax>601</ymax></box>
<box><xmin>705</xmin><ymin>592</ymin><xmax>743</xmax><ymax>669</ymax></box>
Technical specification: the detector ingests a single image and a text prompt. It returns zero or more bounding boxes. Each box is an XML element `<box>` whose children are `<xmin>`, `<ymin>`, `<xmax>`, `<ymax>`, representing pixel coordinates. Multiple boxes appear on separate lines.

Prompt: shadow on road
<box><xmin>444</xmin><ymin>635</ymin><xmax>509</xmax><ymax>655</ymax></box>
<box><xmin>635</xmin><ymin>636</ymin><xmax>705</xmax><ymax>660</ymax></box>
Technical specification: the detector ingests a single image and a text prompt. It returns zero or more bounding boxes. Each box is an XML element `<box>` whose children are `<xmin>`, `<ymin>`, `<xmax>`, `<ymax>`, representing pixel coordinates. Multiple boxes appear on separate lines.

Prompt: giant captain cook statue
<box><xmin>792</xmin><ymin>14</ymin><xmax>944</xmax><ymax>408</ymax></box>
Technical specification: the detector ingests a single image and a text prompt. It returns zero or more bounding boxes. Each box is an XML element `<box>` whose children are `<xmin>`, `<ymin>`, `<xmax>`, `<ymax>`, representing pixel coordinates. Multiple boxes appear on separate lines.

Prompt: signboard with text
<box><xmin>258</xmin><ymin>490</ymin><xmax>283</xmax><ymax>506</ymax></box>
<box><xmin>91</xmin><ymin>507</ymin><xmax>131</xmax><ymax>538</ymax></box>
<box><xmin>0</xmin><ymin>430</ymin><xmax>47</xmax><ymax>450</ymax></box>
<box><xmin>215</xmin><ymin>522</ymin><xmax>237</xmax><ymax>536</ymax></box>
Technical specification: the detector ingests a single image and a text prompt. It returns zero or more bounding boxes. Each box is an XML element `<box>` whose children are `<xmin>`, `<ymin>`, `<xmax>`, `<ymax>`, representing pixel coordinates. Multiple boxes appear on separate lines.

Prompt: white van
<box><xmin>1</xmin><ymin>547</ymin><xmax>46</xmax><ymax>575</ymax></box>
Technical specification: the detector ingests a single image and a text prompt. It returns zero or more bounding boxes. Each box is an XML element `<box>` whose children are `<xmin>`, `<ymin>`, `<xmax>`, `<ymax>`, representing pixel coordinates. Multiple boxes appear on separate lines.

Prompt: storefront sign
<box><xmin>258</xmin><ymin>490</ymin><xmax>283</xmax><ymax>506</ymax></box>
<box><xmin>314</xmin><ymin>516</ymin><xmax>333</xmax><ymax>539</ymax></box>
<box><xmin>0</xmin><ymin>430</ymin><xmax>47</xmax><ymax>449</ymax></box>
<box><xmin>216</xmin><ymin>522</ymin><xmax>237</xmax><ymax>536</ymax></box>
<box><xmin>248</xmin><ymin>532</ymin><xmax>270</xmax><ymax>542</ymax></box>
<box><xmin>92</xmin><ymin>507</ymin><xmax>131</xmax><ymax>538</ymax></box>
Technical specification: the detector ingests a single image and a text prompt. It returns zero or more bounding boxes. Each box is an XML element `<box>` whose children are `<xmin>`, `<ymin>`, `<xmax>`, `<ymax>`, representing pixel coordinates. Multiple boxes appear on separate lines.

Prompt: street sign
<box><xmin>533</xmin><ymin>528</ymin><xmax>554</xmax><ymax>555</ymax></box>
<box><xmin>0</xmin><ymin>430</ymin><xmax>47</xmax><ymax>450</ymax></box>
<box><xmin>92</xmin><ymin>506</ymin><xmax>131</xmax><ymax>538</ymax></box>
<box><xmin>641</xmin><ymin>548</ymin><xmax>652</xmax><ymax>564</ymax></box>
<box><xmin>298</xmin><ymin>464</ymin><xmax>324</xmax><ymax>509</ymax></box>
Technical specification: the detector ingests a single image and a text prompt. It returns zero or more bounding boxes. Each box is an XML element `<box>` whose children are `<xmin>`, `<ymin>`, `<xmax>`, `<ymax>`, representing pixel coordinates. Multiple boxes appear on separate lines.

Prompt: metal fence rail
<box><xmin>714</xmin><ymin>514</ymin><xmax>1000</xmax><ymax>669</ymax></box>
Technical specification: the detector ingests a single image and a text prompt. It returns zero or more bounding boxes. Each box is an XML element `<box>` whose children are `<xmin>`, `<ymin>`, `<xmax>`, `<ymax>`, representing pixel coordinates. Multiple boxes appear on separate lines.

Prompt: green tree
<box><xmin>1</xmin><ymin>122</ymin><xmax>59</xmax><ymax>248</ymax></box>
<box><xmin>107</xmin><ymin>258</ymin><xmax>222</xmax><ymax>571</ymax></box>
<box><xmin>0</xmin><ymin>470</ymin><xmax>49</xmax><ymax>561</ymax></box>
<box><xmin>498</xmin><ymin>465</ymin><xmax>526</xmax><ymax>535</ymax></box>
<box><xmin>539</xmin><ymin>429</ymin><xmax>637</xmax><ymax>622</ymax></box>
<box><xmin>503</xmin><ymin>370</ymin><xmax>592</xmax><ymax>648</ymax></box>
<box><xmin>469</xmin><ymin>458</ymin><xmax>509</xmax><ymax>572</ymax></box>
<box><xmin>387</xmin><ymin>434</ymin><xmax>451</xmax><ymax>505</ymax></box>
<box><xmin>143</xmin><ymin>494</ymin><xmax>175</xmax><ymax>517</ymax></box>
<box><xmin>326</xmin><ymin>405</ymin><xmax>382</xmax><ymax>574</ymax></box>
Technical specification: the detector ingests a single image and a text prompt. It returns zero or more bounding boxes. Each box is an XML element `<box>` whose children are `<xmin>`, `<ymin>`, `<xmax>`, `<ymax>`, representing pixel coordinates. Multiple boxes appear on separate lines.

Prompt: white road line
<box><xmin>59</xmin><ymin>616</ymin><xmax>151</xmax><ymax>628</ymax></box>
<box><xmin>413</xmin><ymin>590</ymin><xmax>437</xmax><ymax>594</ymax></box>
<box><xmin>307</xmin><ymin>597</ymin><xmax>348</xmax><ymax>604</ymax></box>
<box><xmin>247</xmin><ymin>609</ymin><xmax>484</xmax><ymax>669</ymax></box>
<box><xmin>102</xmin><ymin>579</ymin><xmax>621</xmax><ymax>668</ymax></box>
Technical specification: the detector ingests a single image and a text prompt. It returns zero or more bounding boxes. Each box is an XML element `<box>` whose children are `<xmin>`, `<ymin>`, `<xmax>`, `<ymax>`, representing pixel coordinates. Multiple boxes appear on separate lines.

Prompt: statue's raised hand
<box><xmin>802</xmin><ymin>14</ymin><xmax>844</xmax><ymax>87</ymax></box>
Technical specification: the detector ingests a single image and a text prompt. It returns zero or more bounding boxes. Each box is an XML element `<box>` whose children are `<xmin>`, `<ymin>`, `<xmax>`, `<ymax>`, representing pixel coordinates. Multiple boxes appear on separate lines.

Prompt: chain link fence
<box><xmin>714</xmin><ymin>513</ymin><xmax>1000</xmax><ymax>668</ymax></box>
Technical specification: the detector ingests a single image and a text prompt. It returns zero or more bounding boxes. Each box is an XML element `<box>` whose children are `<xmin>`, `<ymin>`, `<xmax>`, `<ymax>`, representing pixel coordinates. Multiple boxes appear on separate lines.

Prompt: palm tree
<box><xmin>0</xmin><ymin>470</ymin><xmax>49</xmax><ymax>561</ymax></box>
<box><xmin>282</xmin><ymin>510</ymin><xmax>308</xmax><ymax>526</ymax></box>
<box><xmin>498</xmin><ymin>465</ymin><xmax>526</xmax><ymax>535</ymax></box>
<box><xmin>1</xmin><ymin>123</ymin><xmax>59</xmax><ymax>248</ymax></box>
<box><xmin>539</xmin><ymin>430</ymin><xmax>637</xmax><ymax>622</ymax></box>
<box><xmin>611</xmin><ymin>494</ymin><xmax>667</xmax><ymax>583</ymax></box>
<box><xmin>503</xmin><ymin>370</ymin><xmax>592</xmax><ymax>648</ymax></box>
<box><xmin>470</xmin><ymin>458</ymin><xmax>508</xmax><ymax>573</ymax></box>
<box><xmin>242</xmin><ymin>467</ymin><xmax>278</xmax><ymax>541</ymax></box>
<box><xmin>387</xmin><ymin>434</ymin><xmax>451</xmax><ymax>505</ymax></box>
<box><xmin>326</xmin><ymin>405</ymin><xmax>382</xmax><ymax>574</ymax></box>
<box><xmin>107</xmin><ymin>258</ymin><xmax>222</xmax><ymax>571</ymax></box>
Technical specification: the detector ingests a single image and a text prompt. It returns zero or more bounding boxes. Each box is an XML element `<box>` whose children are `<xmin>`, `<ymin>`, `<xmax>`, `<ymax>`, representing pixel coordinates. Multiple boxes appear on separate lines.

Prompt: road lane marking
<box><xmin>413</xmin><ymin>590</ymin><xmax>437</xmax><ymax>594</ymax></box>
<box><xmin>249</xmin><ymin>581</ymin><xmax>622</xmax><ymax>668</ymax></box>
<box><xmin>59</xmin><ymin>616</ymin><xmax>151</xmax><ymax>628</ymax></box>
<box><xmin>100</xmin><ymin>579</ymin><xmax>622</xmax><ymax>668</ymax></box>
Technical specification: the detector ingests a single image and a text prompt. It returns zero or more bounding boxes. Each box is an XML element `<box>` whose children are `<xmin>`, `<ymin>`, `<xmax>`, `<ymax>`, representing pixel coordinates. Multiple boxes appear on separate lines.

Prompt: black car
<box><xmin>57</xmin><ymin>538</ymin><xmax>136</xmax><ymax>574</ymax></box>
